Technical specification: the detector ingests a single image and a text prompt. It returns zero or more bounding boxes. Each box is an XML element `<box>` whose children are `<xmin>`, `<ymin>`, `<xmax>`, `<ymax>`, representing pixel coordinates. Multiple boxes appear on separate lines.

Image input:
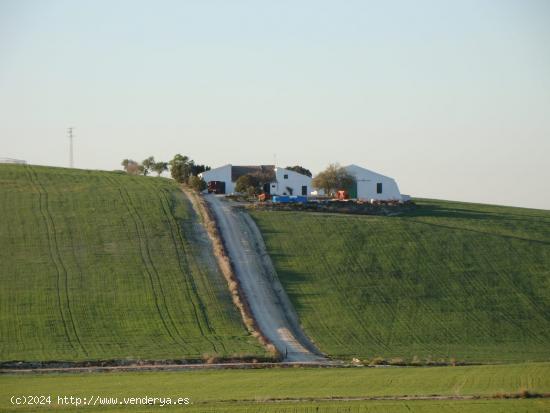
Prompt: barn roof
<box><xmin>345</xmin><ymin>164</ymin><xmax>395</xmax><ymax>181</ymax></box>
<box><xmin>231</xmin><ymin>165</ymin><xmax>275</xmax><ymax>182</ymax></box>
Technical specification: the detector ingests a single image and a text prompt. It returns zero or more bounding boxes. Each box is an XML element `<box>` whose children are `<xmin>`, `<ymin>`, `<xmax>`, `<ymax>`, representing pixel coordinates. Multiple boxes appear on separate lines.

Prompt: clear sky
<box><xmin>1</xmin><ymin>0</ymin><xmax>549</xmax><ymax>209</ymax></box>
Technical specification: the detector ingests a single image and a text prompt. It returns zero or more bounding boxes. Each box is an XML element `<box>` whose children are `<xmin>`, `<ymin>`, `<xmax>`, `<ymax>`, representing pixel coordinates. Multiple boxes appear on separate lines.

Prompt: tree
<box><xmin>188</xmin><ymin>175</ymin><xmax>207</xmax><ymax>192</ymax></box>
<box><xmin>191</xmin><ymin>164</ymin><xmax>211</xmax><ymax>176</ymax></box>
<box><xmin>151</xmin><ymin>161</ymin><xmax>168</xmax><ymax>176</ymax></box>
<box><xmin>285</xmin><ymin>165</ymin><xmax>312</xmax><ymax>177</ymax></box>
<box><xmin>251</xmin><ymin>169</ymin><xmax>273</xmax><ymax>189</ymax></box>
<box><xmin>235</xmin><ymin>174</ymin><xmax>260</xmax><ymax>196</ymax></box>
<box><xmin>142</xmin><ymin>156</ymin><xmax>155</xmax><ymax>176</ymax></box>
<box><xmin>312</xmin><ymin>163</ymin><xmax>355</xmax><ymax>196</ymax></box>
<box><xmin>121</xmin><ymin>159</ymin><xmax>141</xmax><ymax>175</ymax></box>
<box><xmin>169</xmin><ymin>154</ymin><xmax>193</xmax><ymax>183</ymax></box>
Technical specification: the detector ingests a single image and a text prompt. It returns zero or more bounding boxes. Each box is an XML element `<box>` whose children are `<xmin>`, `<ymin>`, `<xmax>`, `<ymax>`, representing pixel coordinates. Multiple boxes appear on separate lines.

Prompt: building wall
<box><xmin>199</xmin><ymin>164</ymin><xmax>235</xmax><ymax>194</ymax></box>
<box><xmin>270</xmin><ymin>168</ymin><xmax>312</xmax><ymax>196</ymax></box>
<box><xmin>345</xmin><ymin>164</ymin><xmax>402</xmax><ymax>201</ymax></box>
<box><xmin>200</xmin><ymin>165</ymin><xmax>312</xmax><ymax>196</ymax></box>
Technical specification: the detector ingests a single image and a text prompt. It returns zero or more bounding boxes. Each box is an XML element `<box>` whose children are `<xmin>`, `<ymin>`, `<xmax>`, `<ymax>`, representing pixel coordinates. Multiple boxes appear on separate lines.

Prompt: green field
<box><xmin>1</xmin><ymin>363</ymin><xmax>550</xmax><ymax>412</ymax></box>
<box><xmin>0</xmin><ymin>164</ymin><xmax>265</xmax><ymax>362</ymax></box>
<box><xmin>251</xmin><ymin>200</ymin><xmax>550</xmax><ymax>363</ymax></box>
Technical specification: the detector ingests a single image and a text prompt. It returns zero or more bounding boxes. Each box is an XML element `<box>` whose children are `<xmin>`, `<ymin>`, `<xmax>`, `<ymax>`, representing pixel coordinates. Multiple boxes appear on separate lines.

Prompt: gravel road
<box><xmin>204</xmin><ymin>194</ymin><xmax>326</xmax><ymax>362</ymax></box>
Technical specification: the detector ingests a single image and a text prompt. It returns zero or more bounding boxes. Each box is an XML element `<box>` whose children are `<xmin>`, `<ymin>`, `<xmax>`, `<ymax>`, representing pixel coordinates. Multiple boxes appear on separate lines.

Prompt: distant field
<box><xmin>1</xmin><ymin>363</ymin><xmax>549</xmax><ymax>412</ymax></box>
<box><xmin>0</xmin><ymin>164</ymin><xmax>265</xmax><ymax>362</ymax></box>
<box><xmin>251</xmin><ymin>199</ymin><xmax>550</xmax><ymax>363</ymax></box>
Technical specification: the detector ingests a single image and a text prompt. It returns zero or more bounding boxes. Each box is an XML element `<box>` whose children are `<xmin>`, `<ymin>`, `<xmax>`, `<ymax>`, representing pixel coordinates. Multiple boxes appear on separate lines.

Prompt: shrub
<box><xmin>188</xmin><ymin>176</ymin><xmax>207</xmax><ymax>192</ymax></box>
<box><xmin>369</xmin><ymin>356</ymin><xmax>387</xmax><ymax>366</ymax></box>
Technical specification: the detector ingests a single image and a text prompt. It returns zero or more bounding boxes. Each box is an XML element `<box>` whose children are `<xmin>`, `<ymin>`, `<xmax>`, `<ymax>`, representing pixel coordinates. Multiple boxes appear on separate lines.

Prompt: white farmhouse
<box><xmin>199</xmin><ymin>164</ymin><xmax>312</xmax><ymax>196</ymax></box>
<box><xmin>344</xmin><ymin>164</ymin><xmax>402</xmax><ymax>201</ymax></box>
<box><xmin>270</xmin><ymin>167</ymin><xmax>312</xmax><ymax>196</ymax></box>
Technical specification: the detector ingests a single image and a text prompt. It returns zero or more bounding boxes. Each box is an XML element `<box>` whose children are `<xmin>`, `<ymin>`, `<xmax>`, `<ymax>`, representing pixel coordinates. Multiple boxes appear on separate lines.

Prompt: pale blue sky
<box><xmin>1</xmin><ymin>0</ymin><xmax>549</xmax><ymax>208</ymax></box>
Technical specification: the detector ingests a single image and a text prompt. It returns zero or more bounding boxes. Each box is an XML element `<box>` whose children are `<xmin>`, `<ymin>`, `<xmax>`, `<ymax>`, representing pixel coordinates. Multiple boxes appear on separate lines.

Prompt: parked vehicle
<box><xmin>208</xmin><ymin>181</ymin><xmax>226</xmax><ymax>194</ymax></box>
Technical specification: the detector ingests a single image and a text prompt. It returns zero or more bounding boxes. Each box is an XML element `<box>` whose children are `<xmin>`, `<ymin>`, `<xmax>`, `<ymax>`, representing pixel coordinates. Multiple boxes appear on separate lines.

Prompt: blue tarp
<box><xmin>272</xmin><ymin>195</ymin><xmax>307</xmax><ymax>204</ymax></box>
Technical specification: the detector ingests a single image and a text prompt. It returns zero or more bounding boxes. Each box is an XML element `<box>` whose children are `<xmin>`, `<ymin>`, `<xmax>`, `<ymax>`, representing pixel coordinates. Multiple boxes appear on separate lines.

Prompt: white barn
<box><xmin>199</xmin><ymin>164</ymin><xmax>312</xmax><ymax>196</ymax></box>
<box><xmin>344</xmin><ymin>164</ymin><xmax>403</xmax><ymax>201</ymax></box>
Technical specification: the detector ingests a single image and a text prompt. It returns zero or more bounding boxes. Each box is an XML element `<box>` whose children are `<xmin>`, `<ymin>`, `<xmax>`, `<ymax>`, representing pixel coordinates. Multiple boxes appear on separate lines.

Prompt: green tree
<box><xmin>235</xmin><ymin>174</ymin><xmax>260</xmax><ymax>196</ymax></box>
<box><xmin>191</xmin><ymin>164</ymin><xmax>211</xmax><ymax>176</ymax></box>
<box><xmin>312</xmin><ymin>163</ymin><xmax>355</xmax><ymax>196</ymax></box>
<box><xmin>151</xmin><ymin>161</ymin><xmax>168</xmax><ymax>176</ymax></box>
<box><xmin>169</xmin><ymin>154</ymin><xmax>193</xmax><ymax>183</ymax></box>
<box><xmin>142</xmin><ymin>156</ymin><xmax>155</xmax><ymax>176</ymax></box>
<box><xmin>285</xmin><ymin>165</ymin><xmax>312</xmax><ymax>177</ymax></box>
<box><xmin>188</xmin><ymin>175</ymin><xmax>207</xmax><ymax>192</ymax></box>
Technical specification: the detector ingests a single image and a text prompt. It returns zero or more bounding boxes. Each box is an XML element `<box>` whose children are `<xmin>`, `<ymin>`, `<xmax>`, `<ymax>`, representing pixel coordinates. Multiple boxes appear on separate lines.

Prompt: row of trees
<box><xmin>121</xmin><ymin>157</ymin><xmax>168</xmax><ymax>176</ymax></box>
<box><xmin>122</xmin><ymin>157</ymin><xmax>354</xmax><ymax>196</ymax></box>
<box><xmin>121</xmin><ymin>154</ymin><xmax>210</xmax><ymax>191</ymax></box>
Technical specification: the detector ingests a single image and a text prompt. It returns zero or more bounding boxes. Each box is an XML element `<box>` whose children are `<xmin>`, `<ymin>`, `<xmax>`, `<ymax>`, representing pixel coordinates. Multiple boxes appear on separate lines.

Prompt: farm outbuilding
<box><xmin>344</xmin><ymin>164</ymin><xmax>403</xmax><ymax>201</ymax></box>
<box><xmin>199</xmin><ymin>164</ymin><xmax>312</xmax><ymax>196</ymax></box>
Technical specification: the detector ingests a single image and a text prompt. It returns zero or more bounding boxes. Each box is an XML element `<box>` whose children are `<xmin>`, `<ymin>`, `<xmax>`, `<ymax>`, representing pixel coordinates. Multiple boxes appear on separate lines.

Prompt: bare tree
<box><xmin>121</xmin><ymin>159</ymin><xmax>141</xmax><ymax>175</ymax></box>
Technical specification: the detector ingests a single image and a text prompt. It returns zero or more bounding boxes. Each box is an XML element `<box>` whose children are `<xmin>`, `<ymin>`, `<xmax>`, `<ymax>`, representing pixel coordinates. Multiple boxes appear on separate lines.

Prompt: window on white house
<box><xmin>271</xmin><ymin>184</ymin><xmax>276</xmax><ymax>188</ymax></box>
<box><xmin>377</xmin><ymin>183</ymin><xmax>383</xmax><ymax>194</ymax></box>
<box><xmin>283</xmin><ymin>174</ymin><xmax>288</xmax><ymax>179</ymax></box>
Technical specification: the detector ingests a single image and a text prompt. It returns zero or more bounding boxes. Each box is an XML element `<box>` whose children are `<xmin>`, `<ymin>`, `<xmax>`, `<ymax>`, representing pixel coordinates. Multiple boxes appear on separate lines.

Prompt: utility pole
<box><xmin>67</xmin><ymin>127</ymin><xmax>75</xmax><ymax>168</ymax></box>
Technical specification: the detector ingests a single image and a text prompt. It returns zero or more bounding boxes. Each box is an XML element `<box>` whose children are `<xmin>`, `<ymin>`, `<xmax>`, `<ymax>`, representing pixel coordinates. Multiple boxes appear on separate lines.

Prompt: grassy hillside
<box><xmin>251</xmin><ymin>199</ymin><xmax>550</xmax><ymax>363</ymax></box>
<box><xmin>1</xmin><ymin>363</ymin><xmax>549</xmax><ymax>412</ymax></box>
<box><xmin>0</xmin><ymin>164</ymin><xmax>265</xmax><ymax>362</ymax></box>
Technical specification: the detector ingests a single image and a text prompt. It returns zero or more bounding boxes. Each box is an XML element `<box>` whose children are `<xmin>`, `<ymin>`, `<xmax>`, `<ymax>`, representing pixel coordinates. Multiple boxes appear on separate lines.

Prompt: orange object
<box><xmin>336</xmin><ymin>190</ymin><xmax>349</xmax><ymax>200</ymax></box>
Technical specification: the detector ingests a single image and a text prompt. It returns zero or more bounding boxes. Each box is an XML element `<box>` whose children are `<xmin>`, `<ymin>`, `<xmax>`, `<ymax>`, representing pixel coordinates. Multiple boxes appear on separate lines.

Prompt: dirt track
<box><xmin>204</xmin><ymin>194</ymin><xmax>326</xmax><ymax>362</ymax></box>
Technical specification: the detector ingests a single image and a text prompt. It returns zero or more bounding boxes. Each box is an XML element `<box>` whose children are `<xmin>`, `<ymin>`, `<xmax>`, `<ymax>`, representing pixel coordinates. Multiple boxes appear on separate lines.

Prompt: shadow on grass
<box><xmin>400</xmin><ymin>205</ymin><xmax>550</xmax><ymax>246</ymax></box>
<box><xmin>404</xmin><ymin>203</ymin><xmax>550</xmax><ymax>224</ymax></box>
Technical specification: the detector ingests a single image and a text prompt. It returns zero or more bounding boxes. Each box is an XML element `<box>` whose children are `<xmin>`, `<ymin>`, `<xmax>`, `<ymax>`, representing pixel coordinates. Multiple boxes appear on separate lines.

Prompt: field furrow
<box><xmin>251</xmin><ymin>200</ymin><xmax>550</xmax><ymax>363</ymax></box>
<box><xmin>0</xmin><ymin>165</ymin><xmax>266</xmax><ymax>362</ymax></box>
<box><xmin>25</xmin><ymin>166</ymin><xmax>86</xmax><ymax>357</ymax></box>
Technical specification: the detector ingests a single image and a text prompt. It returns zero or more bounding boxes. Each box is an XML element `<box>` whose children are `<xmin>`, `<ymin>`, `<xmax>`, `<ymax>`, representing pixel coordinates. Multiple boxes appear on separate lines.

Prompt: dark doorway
<box><xmin>301</xmin><ymin>185</ymin><xmax>307</xmax><ymax>196</ymax></box>
<box><xmin>208</xmin><ymin>181</ymin><xmax>226</xmax><ymax>194</ymax></box>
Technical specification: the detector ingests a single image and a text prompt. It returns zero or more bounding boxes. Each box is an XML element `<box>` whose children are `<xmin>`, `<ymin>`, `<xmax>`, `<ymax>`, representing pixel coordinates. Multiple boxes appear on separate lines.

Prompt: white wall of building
<box><xmin>270</xmin><ymin>168</ymin><xmax>312</xmax><ymax>196</ymax></box>
<box><xmin>200</xmin><ymin>165</ymin><xmax>312</xmax><ymax>196</ymax></box>
<box><xmin>345</xmin><ymin>164</ymin><xmax>402</xmax><ymax>201</ymax></box>
<box><xmin>199</xmin><ymin>164</ymin><xmax>235</xmax><ymax>193</ymax></box>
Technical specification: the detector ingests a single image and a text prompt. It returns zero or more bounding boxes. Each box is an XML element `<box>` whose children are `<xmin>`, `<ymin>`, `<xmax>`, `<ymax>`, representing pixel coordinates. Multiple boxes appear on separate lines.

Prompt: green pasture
<box><xmin>0</xmin><ymin>164</ymin><xmax>265</xmax><ymax>362</ymax></box>
<box><xmin>251</xmin><ymin>199</ymin><xmax>550</xmax><ymax>362</ymax></box>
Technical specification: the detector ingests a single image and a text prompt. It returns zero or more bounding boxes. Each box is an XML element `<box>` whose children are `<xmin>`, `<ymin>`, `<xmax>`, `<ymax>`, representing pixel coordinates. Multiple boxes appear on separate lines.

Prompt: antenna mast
<box><xmin>67</xmin><ymin>127</ymin><xmax>75</xmax><ymax>168</ymax></box>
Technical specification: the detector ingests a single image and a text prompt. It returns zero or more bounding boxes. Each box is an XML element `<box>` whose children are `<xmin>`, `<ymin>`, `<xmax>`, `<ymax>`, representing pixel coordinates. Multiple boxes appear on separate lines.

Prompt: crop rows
<box><xmin>1</xmin><ymin>363</ymin><xmax>549</xmax><ymax>412</ymax></box>
<box><xmin>251</xmin><ymin>200</ymin><xmax>550</xmax><ymax>362</ymax></box>
<box><xmin>0</xmin><ymin>164</ymin><xmax>264</xmax><ymax>362</ymax></box>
